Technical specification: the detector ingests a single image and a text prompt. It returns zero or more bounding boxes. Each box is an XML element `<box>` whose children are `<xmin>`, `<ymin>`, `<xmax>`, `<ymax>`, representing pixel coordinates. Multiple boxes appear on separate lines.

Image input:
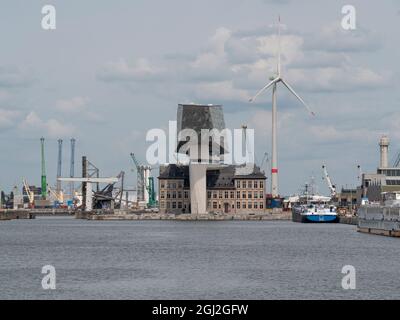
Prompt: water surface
<box><xmin>0</xmin><ymin>217</ymin><xmax>399</xmax><ymax>299</ymax></box>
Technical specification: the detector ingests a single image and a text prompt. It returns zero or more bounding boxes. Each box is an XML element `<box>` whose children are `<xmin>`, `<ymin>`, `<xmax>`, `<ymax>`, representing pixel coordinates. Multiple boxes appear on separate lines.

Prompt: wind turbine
<box><xmin>249</xmin><ymin>17</ymin><xmax>315</xmax><ymax>198</ymax></box>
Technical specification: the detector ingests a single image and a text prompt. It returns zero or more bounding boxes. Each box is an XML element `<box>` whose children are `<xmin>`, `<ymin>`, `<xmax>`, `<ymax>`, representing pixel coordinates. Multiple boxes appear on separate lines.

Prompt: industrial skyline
<box><xmin>0</xmin><ymin>1</ymin><xmax>399</xmax><ymax>195</ymax></box>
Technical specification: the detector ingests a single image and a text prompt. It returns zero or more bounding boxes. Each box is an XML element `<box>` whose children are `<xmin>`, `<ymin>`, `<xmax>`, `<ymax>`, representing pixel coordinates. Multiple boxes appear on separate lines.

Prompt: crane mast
<box><xmin>322</xmin><ymin>164</ymin><xmax>336</xmax><ymax>197</ymax></box>
<box><xmin>40</xmin><ymin>137</ymin><xmax>47</xmax><ymax>199</ymax></box>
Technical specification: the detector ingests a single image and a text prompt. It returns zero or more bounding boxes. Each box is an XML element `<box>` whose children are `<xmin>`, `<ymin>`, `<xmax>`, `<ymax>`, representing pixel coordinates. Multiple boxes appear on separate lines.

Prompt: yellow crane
<box><xmin>22</xmin><ymin>179</ymin><xmax>35</xmax><ymax>207</ymax></box>
<box><xmin>47</xmin><ymin>186</ymin><xmax>64</xmax><ymax>203</ymax></box>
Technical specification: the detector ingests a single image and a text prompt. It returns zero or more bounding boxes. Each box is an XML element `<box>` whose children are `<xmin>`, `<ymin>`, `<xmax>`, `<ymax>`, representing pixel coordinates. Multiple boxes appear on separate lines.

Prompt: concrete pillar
<box><xmin>189</xmin><ymin>163</ymin><xmax>207</xmax><ymax>214</ymax></box>
<box><xmin>379</xmin><ymin>135</ymin><xmax>389</xmax><ymax>168</ymax></box>
<box><xmin>85</xmin><ymin>182</ymin><xmax>92</xmax><ymax>212</ymax></box>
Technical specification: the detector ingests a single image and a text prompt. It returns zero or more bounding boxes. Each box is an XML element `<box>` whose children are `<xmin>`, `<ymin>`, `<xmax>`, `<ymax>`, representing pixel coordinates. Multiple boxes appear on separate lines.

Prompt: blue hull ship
<box><xmin>292</xmin><ymin>210</ymin><xmax>339</xmax><ymax>223</ymax></box>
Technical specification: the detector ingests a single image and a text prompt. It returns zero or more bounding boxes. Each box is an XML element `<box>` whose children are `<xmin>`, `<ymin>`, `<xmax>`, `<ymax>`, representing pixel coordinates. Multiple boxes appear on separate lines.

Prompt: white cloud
<box><xmin>0</xmin><ymin>109</ymin><xmax>20</xmax><ymax>131</ymax></box>
<box><xmin>98</xmin><ymin>22</ymin><xmax>385</xmax><ymax>101</ymax></box>
<box><xmin>56</xmin><ymin>96</ymin><xmax>89</xmax><ymax>113</ymax></box>
<box><xmin>98</xmin><ymin>58</ymin><xmax>165</xmax><ymax>82</ymax></box>
<box><xmin>194</xmin><ymin>81</ymin><xmax>249</xmax><ymax>102</ymax></box>
<box><xmin>0</xmin><ymin>66</ymin><xmax>34</xmax><ymax>88</ymax></box>
<box><xmin>19</xmin><ymin>111</ymin><xmax>75</xmax><ymax>138</ymax></box>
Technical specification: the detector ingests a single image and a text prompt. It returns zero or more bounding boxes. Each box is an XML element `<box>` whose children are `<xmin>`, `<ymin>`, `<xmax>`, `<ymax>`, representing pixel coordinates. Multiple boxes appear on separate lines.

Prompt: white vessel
<box><xmin>291</xmin><ymin>182</ymin><xmax>338</xmax><ymax>223</ymax></box>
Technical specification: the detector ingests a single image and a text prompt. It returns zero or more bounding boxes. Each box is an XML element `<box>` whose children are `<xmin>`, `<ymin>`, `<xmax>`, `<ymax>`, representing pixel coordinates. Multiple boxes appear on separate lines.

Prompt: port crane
<box><xmin>23</xmin><ymin>179</ymin><xmax>35</xmax><ymax>207</ymax></box>
<box><xmin>322</xmin><ymin>165</ymin><xmax>336</xmax><ymax>197</ymax></box>
<box><xmin>47</xmin><ymin>186</ymin><xmax>64</xmax><ymax>204</ymax></box>
<box><xmin>40</xmin><ymin>137</ymin><xmax>47</xmax><ymax>199</ymax></box>
<box><xmin>130</xmin><ymin>153</ymin><xmax>157</xmax><ymax>208</ymax></box>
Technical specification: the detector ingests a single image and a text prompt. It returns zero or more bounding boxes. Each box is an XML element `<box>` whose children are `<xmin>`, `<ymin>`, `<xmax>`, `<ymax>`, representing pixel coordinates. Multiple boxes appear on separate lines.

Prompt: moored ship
<box><xmin>291</xmin><ymin>182</ymin><xmax>338</xmax><ymax>223</ymax></box>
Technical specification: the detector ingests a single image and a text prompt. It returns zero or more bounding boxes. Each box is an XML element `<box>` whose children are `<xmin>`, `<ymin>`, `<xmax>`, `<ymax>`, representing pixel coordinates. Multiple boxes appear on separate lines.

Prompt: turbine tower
<box><xmin>249</xmin><ymin>17</ymin><xmax>315</xmax><ymax>197</ymax></box>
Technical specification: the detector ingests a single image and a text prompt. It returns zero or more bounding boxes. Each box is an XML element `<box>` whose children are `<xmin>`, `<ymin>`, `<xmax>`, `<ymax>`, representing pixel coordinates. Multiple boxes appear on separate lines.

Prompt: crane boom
<box><xmin>130</xmin><ymin>153</ymin><xmax>145</xmax><ymax>202</ymax></box>
<box><xmin>23</xmin><ymin>179</ymin><xmax>34</xmax><ymax>205</ymax></box>
<box><xmin>322</xmin><ymin>165</ymin><xmax>336</xmax><ymax>197</ymax></box>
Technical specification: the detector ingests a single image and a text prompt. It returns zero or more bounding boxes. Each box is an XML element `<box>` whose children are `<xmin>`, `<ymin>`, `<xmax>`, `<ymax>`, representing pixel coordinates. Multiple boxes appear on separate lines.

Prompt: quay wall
<box><xmin>76</xmin><ymin>210</ymin><xmax>292</xmax><ymax>221</ymax></box>
<box><xmin>0</xmin><ymin>210</ymin><xmax>35</xmax><ymax>220</ymax></box>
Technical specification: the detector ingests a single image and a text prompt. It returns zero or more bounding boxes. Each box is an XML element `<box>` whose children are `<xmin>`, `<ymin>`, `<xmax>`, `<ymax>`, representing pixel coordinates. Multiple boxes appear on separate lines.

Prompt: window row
<box><xmin>207</xmin><ymin>201</ymin><xmax>265</xmax><ymax>210</ymax></box>
<box><xmin>160</xmin><ymin>201</ymin><xmax>188</xmax><ymax>209</ymax></box>
<box><xmin>207</xmin><ymin>191</ymin><xmax>264</xmax><ymax>199</ymax></box>
<box><xmin>160</xmin><ymin>181</ymin><xmax>184</xmax><ymax>189</ymax></box>
<box><xmin>235</xmin><ymin>180</ymin><xmax>264</xmax><ymax>189</ymax></box>
<box><xmin>160</xmin><ymin>191</ymin><xmax>189</xmax><ymax>199</ymax></box>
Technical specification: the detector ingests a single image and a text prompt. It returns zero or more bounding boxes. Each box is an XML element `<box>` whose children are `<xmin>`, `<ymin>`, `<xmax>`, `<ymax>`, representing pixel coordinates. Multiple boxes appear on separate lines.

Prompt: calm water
<box><xmin>0</xmin><ymin>217</ymin><xmax>399</xmax><ymax>300</ymax></box>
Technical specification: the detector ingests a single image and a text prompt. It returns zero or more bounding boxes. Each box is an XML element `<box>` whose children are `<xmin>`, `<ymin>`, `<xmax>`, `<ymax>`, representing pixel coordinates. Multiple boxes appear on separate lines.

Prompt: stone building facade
<box><xmin>158</xmin><ymin>164</ymin><xmax>266</xmax><ymax>214</ymax></box>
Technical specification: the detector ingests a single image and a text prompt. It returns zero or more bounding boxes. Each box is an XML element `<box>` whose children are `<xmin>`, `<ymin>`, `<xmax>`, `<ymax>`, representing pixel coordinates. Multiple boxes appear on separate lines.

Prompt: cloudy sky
<box><xmin>0</xmin><ymin>0</ymin><xmax>399</xmax><ymax>195</ymax></box>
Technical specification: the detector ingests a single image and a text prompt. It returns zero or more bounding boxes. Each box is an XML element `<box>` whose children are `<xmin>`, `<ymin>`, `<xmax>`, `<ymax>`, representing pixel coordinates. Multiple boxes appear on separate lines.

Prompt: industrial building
<box><xmin>158</xmin><ymin>103</ymin><xmax>266</xmax><ymax>215</ymax></box>
<box><xmin>359</xmin><ymin>135</ymin><xmax>400</xmax><ymax>204</ymax></box>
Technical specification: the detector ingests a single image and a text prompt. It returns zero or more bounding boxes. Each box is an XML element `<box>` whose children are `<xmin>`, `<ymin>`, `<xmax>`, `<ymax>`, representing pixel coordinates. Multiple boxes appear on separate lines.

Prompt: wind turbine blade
<box><xmin>277</xmin><ymin>15</ymin><xmax>281</xmax><ymax>77</ymax></box>
<box><xmin>280</xmin><ymin>79</ymin><xmax>315</xmax><ymax>116</ymax></box>
<box><xmin>249</xmin><ymin>78</ymin><xmax>279</xmax><ymax>102</ymax></box>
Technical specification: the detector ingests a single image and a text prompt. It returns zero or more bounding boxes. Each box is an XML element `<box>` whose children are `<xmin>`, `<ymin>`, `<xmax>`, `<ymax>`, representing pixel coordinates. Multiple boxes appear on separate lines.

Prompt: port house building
<box><xmin>158</xmin><ymin>164</ymin><xmax>266</xmax><ymax>214</ymax></box>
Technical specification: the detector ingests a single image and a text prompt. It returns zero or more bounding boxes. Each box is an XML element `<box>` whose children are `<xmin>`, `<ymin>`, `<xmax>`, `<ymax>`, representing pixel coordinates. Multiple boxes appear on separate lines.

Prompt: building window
<box><xmin>254</xmin><ymin>181</ymin><xmax>258</xmax><ymax>189</ymax></box>
<box><xmin>160</xmin><ymin>201</ymin><xmax>165</xmax><ymax>208</ymax></box>
<box><xmin>260</xmin><ymin>202</ymin><xmax>264</xmax><ymax>209</ymax></box>
<box><xmin>167</xmin><ymin>202</ymin><xmax>171</xmax><ymax>209</ymax></box>
<box><xmin>161</xmin><ymin>182</ymin><xmax>165</xmax><ymax>188</ymax></box>
<box><xmin>260</xmin><ymin>181</ymin><xmax>264</xmax><ymax>189</ymax></box>
<box><xmin>230</xmin><ymin>191</ymin><xmax>234</xmax><ymax>199</ymax></box>
<box><xmin>167</xmin><ymin>192</ymin><xmax>171</xmax><ymax>199</ymax></box>
<box><xmin>213</xmin><ymin>192</ymin><xmax>217</xmax><ymax>199</ymax></box>
<box><xmin>225</xmin><ymin>191</ymin><xmax>229</xmax><ymax>198</ymax></box>
<box><xmin>172</xmin><ymin>191</ymin><xmax>176</xmax><ymax>199</ymax></box>
<box><xmin>172</xmin><ymin>202</ymin><xmax>176</xmax><ymax>209</ymax></box>
<box><xmin>254</xmin><ymin>192</ymin><xmax>258</xmax><ymax>199</ymax></box>
<box><xmin>242</xmin><ymin>202</ymin><xmax>246</xmax><ymax>209</ymax></box>
<box><xmin>242</xmin><ymin>192</ymin><xmax>246</xmax><ymax>199</ymax></box>
<box><xmin>259</xmin><ymin>192</ymin><xmax>264</xmax><ymax>199</ymax></box>
<box><xmin>236</xmin><ymin>180</ymin><xmax>241</xmax><ymax>188</ymax></box>
<box><xmin>242</xmin><ymin>181</ymin><xmax>246</xmax><ymax>188</ymax></box>
<box><xmin>237</xmin><ymin>191</ymin><xmax>240</xmax><ymax>199</ymax></box>
<box><xmin>237</xmin><ymin>202</ymin><xmax>241</xmax><ymax>209</ymax></box>
<box><xmin>248</xmin><ymin>202</ymin><xmax>252</xmax><ymax>209</ymax></box>
<box><xmin>207</xmin><ymin>202</ymin><xmax>211</xmax><ymax>208</ymax></box>
<box><xmin>172</xmin><ymin>183</ymin><xmax>176</xmax><ymax>189</ymax></box>
<box><xmin>178</xmin><ymin>182</ymin><xmax>183</xmax><ymax>188</ymax></box>
<box><xmin>207</xmin><ymin>191</ymin><xmax>212</xmax><ymax>199</ymax></box>
<box><xmin>248</xmin><ymin>192</ymin><xmax>252</xmax><ymax>199</ymax></box>
<box><xmin>254</xmin><ymin>202</ymin><xmax>258</xmax><ymax>209</ymax></box>
<box><xmin>160</xmin><ymin>191</ymin><xmax>165</xmax><ymax>199</ymax></box>
<box><xmin>219</xmin><ymin>191</ymin><xmax>223</xmax><ymax>199</ymax></box>
<box><xmin>178</xmin><ymin>191</ymin><xmax>182</xmax><ymax>199</ymax></box>
<box><xmin>184</xmin><ymin>191</ymin><xmax>189</xmax><ymax>199</ymax></box>
<box><xmin>213</xmin><ymin>202</ymin><xmax>218</xmax><ymax>209</ymax></box>
<box><xmin>178</xmin><ymin>202</ymin><xmax>182</xmax><ymax>209</ymax></box>
<box><xmin>248</xmin><ymin>181</ymin><xmax>252</xmax><ymax>188</ymax></box>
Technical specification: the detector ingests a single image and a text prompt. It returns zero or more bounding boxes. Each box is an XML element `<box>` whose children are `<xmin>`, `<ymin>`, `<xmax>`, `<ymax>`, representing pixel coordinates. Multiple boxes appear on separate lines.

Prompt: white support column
<box><xmin>85</xmin><ymin>182</ymin><xmax>92</xmax><ymax>211</ymax></box>
<box><xmin>189</xmin><ymin>163</ymin><xmax>207</xmax><ymax>214</ymax></box>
